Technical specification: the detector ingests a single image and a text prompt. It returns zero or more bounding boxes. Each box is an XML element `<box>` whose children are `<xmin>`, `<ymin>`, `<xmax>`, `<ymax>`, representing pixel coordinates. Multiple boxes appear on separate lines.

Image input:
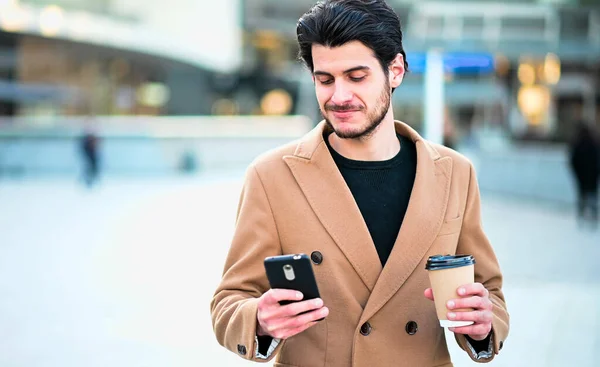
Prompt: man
<box><xmin>80</xmin><ymin>128</ymin><xmax>100</xmax><ymax>187</ymax></box>
<box><xmin>569</xmin><ymin>121</ymin><xmax>600</xmax><ymax>228</ymax></box>
<box><xmin>211</xmin><ymin>1</ymin><xmax>509</xmax><ymax>365</ymax></box>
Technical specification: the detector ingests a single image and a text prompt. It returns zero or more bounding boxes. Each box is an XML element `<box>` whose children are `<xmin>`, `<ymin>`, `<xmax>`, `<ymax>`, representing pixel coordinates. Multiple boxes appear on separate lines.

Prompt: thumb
<box><xmin>424</xmin><ymin>288</ymin><xmax>435</xmax><ymax>301</ymax></box>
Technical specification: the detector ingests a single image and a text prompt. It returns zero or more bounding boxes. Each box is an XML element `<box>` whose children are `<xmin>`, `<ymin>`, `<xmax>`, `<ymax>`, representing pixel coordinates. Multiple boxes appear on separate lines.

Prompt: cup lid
<box><xmin>425</xmin><ymin>254</ymin><xmax>475</xmax><ymax>271</ymax></box>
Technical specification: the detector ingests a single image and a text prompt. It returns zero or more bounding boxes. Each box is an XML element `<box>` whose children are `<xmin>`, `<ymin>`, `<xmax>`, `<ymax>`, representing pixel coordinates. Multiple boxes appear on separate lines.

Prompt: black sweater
<box><xmin>325</xmin><ymin>133</ymin><xmax>417</xmax><ymax>266</ymax></box>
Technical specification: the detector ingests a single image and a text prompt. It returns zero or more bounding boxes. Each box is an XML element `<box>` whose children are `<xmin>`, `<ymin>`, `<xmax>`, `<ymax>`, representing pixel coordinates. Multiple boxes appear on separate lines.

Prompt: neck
<box><xmin>328</xmin><ymin>109</ymin><xmax>400</xmax><ymax>161</ymax></box>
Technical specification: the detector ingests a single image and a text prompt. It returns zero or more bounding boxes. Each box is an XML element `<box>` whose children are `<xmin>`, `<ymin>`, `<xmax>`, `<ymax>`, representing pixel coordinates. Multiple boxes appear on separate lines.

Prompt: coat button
<box><xmin>405</xmin><ymin>321</ymin><xmax>418</xmax><ymax>335</ymax></box>
<box><xmin>237</xmin><ymin>344</ymin><xmax>247</xmax><ymax>355</ymax></box>
<box><xmin>360</xmin><ymin>322</ymin><xmax>372</xmax><ymax>336</ymax></box>
<box><xmin>311</xmin><ymin>251</ymin><xmax>323</xmax><ymax>265</ymax></box>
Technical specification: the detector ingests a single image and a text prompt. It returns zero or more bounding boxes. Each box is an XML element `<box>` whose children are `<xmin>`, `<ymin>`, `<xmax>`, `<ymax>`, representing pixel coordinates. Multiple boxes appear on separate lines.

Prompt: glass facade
<box><xmin>0</xmin><ymin>32</ymin><xmax>217</xmax><ymax>118</ymax></box>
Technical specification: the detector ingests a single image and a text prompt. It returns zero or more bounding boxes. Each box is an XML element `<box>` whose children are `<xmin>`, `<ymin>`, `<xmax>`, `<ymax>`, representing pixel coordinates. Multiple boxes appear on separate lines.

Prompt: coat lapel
<box><xmin>360</xmin><ymin>123</ymin><xmax>453</xmax><ymax>323</ymax></box>
<box><xmin>283</xmin><ymin>123</ymin><xmax>383</xmax><ymax>292</ymax></box>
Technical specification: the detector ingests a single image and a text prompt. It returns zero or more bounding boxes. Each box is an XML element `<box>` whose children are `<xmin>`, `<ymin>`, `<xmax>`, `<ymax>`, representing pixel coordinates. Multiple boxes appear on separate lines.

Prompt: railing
<box><xmin>0</xmin><ymin>115</ymin><xmax>314</xmax><ymax>176</ymax></box>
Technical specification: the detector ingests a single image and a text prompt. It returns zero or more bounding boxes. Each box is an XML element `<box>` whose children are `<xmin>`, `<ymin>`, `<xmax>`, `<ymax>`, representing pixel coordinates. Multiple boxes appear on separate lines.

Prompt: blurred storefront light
<box><xmin>543</xmin><ymin>53</ymin><xmax>561</xmax><ymax>85</ymax></box>
<box><xmin>536</xmin><ymin>64</ymin><xmax>545</xmax><ymax>83</ymax></box>
<box><xmin>518</xmin><ymin>62</ymin><xmax>536</xmax><ymax>86</ymax></box>
<box><xmin>518</xmin><ymin>85</ymin><xmax>550</xmax><ymax>126</ymax></box>
<box><xmin>136</xmin><ymin>82</ymin><xmax>171</xmax><ymax>108</ymax></box>
<box><xmin>39</xmin><ymin>5</ymin><xmax>64</xmax><ymax>37</ymax></box>
<box><xmin>260</xmin><ymin>89</ymin><xmax>292</xmax><ymax>116</ymax></box>
<box><xmin>0</xmin><ymin>1</ymin><xmax>28</xmax><ymax>32</ymax></box>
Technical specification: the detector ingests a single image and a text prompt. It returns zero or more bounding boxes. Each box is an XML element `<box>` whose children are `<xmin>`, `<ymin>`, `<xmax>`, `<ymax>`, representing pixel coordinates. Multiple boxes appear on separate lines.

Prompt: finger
<box><xmin>424</xmin><ymin>288</ymin><xmax>434</xmax><ymax>301</ymax></box>
<box><xmin>283</xmin><ymin>298</ymin><xmax>324</xmax><ymax>317</ymax></box>
<box><xmin>270</xmin><ymin>298</ymin><xmax>324</xmax><ymax>319</ymax></box>
<box><xmin>262</xmin><ymin>289</ymin><xmax>303</xmax><ymax>306</ymax></box>
<box><xmin>274</xmin><ymin>306</ymin><xmax>329</xmax><ymax>332</ymax></box>
<box><xmin>447</xmin><ymin>296</ymin><xmax>492</xmax><ymax>311</ymax></box>
<box><xmin>447</xmin><ymin>310</ymin><xmax>493</xmax><ymax>324</ymax></box>
<box><xmin>448</xmin><ymin>323</ymin><xmax>492</xmax><ymax>338</ymax></box>
<box><xmin>456</xmin><ymin>283</ymin><xmax>489</xmax><ymax>298</ymax></box>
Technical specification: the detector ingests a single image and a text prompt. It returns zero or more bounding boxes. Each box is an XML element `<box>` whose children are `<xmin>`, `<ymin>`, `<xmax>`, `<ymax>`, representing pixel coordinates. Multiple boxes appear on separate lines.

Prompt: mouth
<box><xmin>331</xmin><ymin>110</ymin><xmax>360</xmax><ymax>119</ymax></box>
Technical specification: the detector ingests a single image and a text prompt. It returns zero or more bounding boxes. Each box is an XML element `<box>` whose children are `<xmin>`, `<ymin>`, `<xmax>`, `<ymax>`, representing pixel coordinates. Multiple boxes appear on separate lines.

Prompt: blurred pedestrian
<box><xmin>443</xmin><ymin>107</ymin><xmax>457</xmax><ymax>150</ymax></box>
<box><xmin>80</xmin><ymin>129</ymin><xmax>100</xmax><ymax>187</ymax></box>
<box><xmin>569</xmin><ymin>121</ymin><xmax>600</xmax><ymax>228</ymax></box>
<box><xmin>210</xmin><ymin>1</ymin><xmax>508</xmax><ymax>366</ymax></box>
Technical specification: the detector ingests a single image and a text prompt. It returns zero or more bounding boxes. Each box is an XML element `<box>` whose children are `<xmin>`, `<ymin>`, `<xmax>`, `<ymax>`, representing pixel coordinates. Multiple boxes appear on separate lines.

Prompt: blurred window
<box><xmin>462</xmin><ymin>16</ymin><xmax>485</xmax><ymax>38</ymax></box>
<box><xmin>559</xmin><ymin>9</ymin><xmax>590</xmax><ymax>40</ymax></box>
<box><xmin>425</xmin><ymin>16</ymin><xmax>444</xmax><ymax>38</ymax></box>
<box><xmin>500</xmin><ymin>17</ymin><xmax>546</xmax><ymax>38</ymax></box>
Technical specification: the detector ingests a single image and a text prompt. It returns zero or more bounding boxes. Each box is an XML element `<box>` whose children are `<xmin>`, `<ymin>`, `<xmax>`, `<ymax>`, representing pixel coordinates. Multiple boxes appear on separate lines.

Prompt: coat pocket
<box><xmin>438</xmin><ymin>215</ymin><xmax>463</xmax><ymax>236</ymax></box>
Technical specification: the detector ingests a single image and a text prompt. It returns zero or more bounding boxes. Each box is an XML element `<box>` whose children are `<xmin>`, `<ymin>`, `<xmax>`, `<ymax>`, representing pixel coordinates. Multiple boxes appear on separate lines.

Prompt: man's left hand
<box><xmin>424</xmin><ymin>283</ymin><xmax>493</xmax><ymax>341</ymax></box>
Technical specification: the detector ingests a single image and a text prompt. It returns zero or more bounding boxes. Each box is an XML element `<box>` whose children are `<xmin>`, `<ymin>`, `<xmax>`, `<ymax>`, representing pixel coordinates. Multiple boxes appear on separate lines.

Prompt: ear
<box><xmin>388</xmin><ymin>54</ymin><xmax>405</xmax><ymax>89</ymax></box>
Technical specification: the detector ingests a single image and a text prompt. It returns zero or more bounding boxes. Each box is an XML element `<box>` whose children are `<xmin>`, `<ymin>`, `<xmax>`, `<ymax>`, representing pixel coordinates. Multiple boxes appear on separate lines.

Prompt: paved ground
<box><xmin>0</xmin><ymin>173</ymin><xmax>598</xmax><ymax>367</ymax></box>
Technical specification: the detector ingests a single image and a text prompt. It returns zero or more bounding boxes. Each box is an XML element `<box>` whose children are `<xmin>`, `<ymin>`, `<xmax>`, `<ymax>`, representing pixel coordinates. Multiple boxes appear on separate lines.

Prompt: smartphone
<box><xmin>264</xmin><ymin>254</ymin><xmax>322</xmax><ymax>307</ymax></box>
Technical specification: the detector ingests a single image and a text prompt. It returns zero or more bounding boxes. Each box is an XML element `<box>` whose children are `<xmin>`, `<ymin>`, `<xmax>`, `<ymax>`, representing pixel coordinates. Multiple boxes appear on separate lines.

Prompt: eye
<box><xmin>318</xmin><ymin>79</ymin><xmax>334</xmax><ymax>85</ymax></box>
<box><xmin>350</xmin><ymin>76</ymin><xmax>365</xmax><ymax>82</ymax></box>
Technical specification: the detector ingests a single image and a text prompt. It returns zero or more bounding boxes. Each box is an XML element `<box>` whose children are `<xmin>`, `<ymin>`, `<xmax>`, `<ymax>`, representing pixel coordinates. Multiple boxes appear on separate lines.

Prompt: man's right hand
<box><xmin>256</xmin><ymin>289</ymin><xmax>329</xmax><ymax>340</ymax></box>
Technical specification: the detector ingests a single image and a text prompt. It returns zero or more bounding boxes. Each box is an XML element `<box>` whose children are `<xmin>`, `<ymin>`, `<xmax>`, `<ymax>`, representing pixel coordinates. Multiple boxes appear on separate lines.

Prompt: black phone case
<box><xmin>264</xmin><ymin>254</ymin><xmax>321</xmax><ymax>306</ymax></box>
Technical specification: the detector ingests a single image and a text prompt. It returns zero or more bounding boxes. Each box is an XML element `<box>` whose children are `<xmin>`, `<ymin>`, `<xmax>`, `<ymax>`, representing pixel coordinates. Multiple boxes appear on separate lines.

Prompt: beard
<box><xmin>323</xmin><ymin>80</ymin><xmax>391</xmax><ymax>140</ymax></box>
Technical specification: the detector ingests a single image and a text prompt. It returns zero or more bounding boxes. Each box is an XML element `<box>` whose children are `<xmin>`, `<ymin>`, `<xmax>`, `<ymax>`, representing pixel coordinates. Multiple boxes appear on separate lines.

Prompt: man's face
<box><xmin>312</xmin><ymin>41</ymin><xmax>392</xmax><ymax>140</ymax></box>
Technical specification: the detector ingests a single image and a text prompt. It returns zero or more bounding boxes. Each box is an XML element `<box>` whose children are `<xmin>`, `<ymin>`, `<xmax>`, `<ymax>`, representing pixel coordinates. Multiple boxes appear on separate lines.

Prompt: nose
<box><xmin>331</xmin><ymin>82</ymin><xmax>353</xmax><ymax>105</ymax></box>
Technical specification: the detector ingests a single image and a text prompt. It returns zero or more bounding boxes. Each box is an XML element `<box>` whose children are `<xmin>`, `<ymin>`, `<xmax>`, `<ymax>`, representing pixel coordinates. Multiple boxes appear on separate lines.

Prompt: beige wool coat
<box><xmin>211</xmin><ymin>121</ymin><xmax>509</xmax><ymax>367</ymax></box>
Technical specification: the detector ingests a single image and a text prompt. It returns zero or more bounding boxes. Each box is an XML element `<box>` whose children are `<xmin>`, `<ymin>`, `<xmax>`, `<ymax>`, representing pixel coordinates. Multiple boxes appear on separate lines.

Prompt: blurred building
<box><xmin>0</xmin><ymin>0</ymin><xmax>242</xmax><ymax>118</ymax></box>
<box><xmin>0</xmin><ymin>0</ymin><xmax>596</xmax><ymax>203</ymax></box>
<box><xmin>242</xmin><ymin>0</ymin><xmax>600</xmax><ymax>143</ymax></box>
<box><xmin>3</xmin><ymin>0</ymin><xmax>597</xmax><ymax>144</ymax></box>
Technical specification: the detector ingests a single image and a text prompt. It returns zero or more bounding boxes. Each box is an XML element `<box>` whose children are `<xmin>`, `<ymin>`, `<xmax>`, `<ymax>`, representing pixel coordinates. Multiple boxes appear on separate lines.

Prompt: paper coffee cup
<box><xmin>426</xmin><ymin>255</ymin><xmax>476</xmax><ymax>328</ymax></box>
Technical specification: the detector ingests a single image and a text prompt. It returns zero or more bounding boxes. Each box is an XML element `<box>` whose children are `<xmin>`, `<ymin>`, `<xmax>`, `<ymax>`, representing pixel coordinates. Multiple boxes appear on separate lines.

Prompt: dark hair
<box><xmin>296</xmin><ymin>0</ymin><xmax>409</xmax><ymax>76</ymax></box>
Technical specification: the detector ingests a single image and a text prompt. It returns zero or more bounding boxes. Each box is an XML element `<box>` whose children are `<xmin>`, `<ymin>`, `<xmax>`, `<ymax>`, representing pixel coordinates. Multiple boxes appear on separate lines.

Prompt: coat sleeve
<box><xmin>454</xmin><ymin>162</ymin><xmax>510</xmax><ymax>363</ymax></box>
<box><xmin>210</xmin><ymin>165</ymin><xmax>284</xmax><ymax>362</ymax></box>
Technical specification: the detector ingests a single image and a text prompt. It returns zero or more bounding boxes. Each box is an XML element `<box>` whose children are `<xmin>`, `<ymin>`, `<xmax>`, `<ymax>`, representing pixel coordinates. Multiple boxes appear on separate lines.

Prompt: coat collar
<box><xmin>291</xmin><ymin>120</ymin><xmax>441</xmax><ymax>162</ymax></box>
<box><xmin>283</xmin><ymin>121</ymin><xmax>452</xmax><ymax>316</ymax></box>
